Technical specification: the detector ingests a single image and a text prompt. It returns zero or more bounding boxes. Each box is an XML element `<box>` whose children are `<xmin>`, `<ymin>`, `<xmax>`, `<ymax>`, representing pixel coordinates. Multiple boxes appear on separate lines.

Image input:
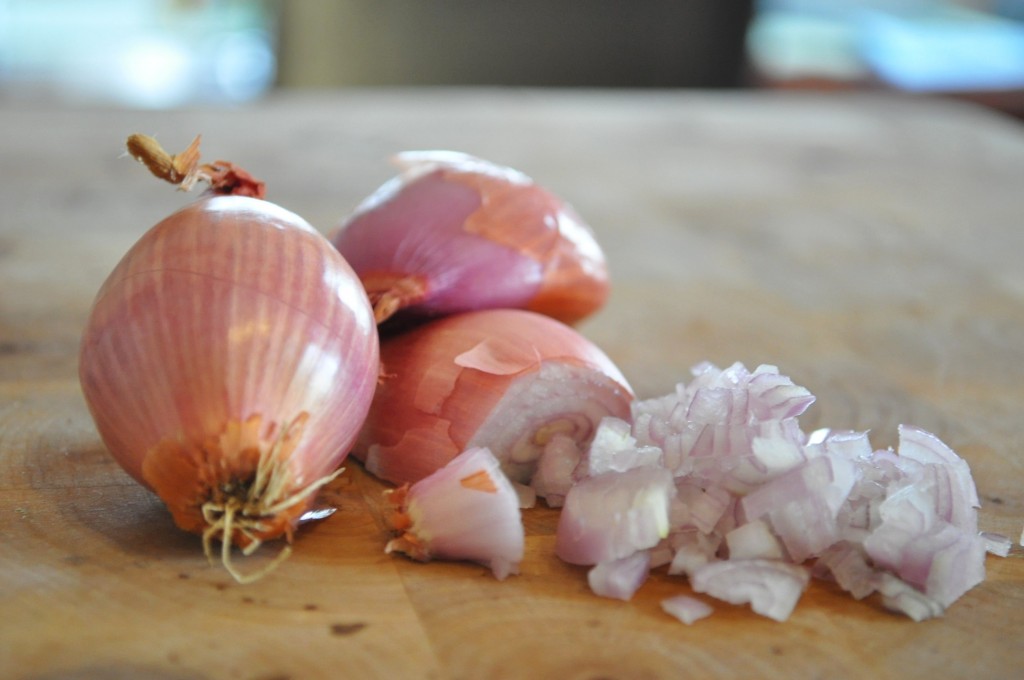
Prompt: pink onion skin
<box><xmin>353</xmin><ymin>308</ymin><xmax>633</xmax><ymax>486</ymax></box>
<box><xmin>79</xmin><ymin>196</ymin><xmax>379</xmax><ymax>546</ymax></box>
<box><xmin>329</xmin><ymin>151</ymin><xmax>610</xmax><ymax>327</ymax></box>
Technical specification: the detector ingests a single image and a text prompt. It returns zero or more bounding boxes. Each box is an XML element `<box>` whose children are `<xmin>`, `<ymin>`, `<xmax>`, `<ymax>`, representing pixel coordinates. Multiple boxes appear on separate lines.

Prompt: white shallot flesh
<box><xmin>660</xmin><ymin>595</ymin><xmax>714</xmax><ymax>625</ymax></box>
<box><xmin>587</xmin><ymin>551</ymin><xmax>652</xmax><ymax>601</ymax></box>
<box><xmin>690</xmin><ymin>558</ymin><xmax>810</xmax><ymax>623</ymax></box>
<box><xmin>555</xmin><ymin>465</ymin><xmax>675</xmax><ymax>565</ymax></box>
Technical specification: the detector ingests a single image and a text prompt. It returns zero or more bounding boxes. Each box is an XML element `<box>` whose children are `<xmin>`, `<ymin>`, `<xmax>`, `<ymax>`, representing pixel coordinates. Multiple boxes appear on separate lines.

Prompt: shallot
<box><xmin>384</xmin><ymin>446</ymin><xmax>524</xmax><ymax>579</ymax></box>
<box><xmin>79</xmin><ymin>135</ymin><xmax>380</xmax><ymax>581</ymax></box>
<box><xmin>587</xmin><ymin>551</ymin><xmax>652</xmax><ymax>601</ymax></box>
<box><xmin>353</xmin><ymin>309</ymin><xmax>633</xmax><ymax>499</ymax></box>
<box><xmin>552</xmin><ymin>361</ymin><xmax>1000</xmax><ymax>621</ymax></box>
<box><xmin>329</xmin><ymin>151</ymin><xmax>609</xmax><ymax>328</ymax></box>
<box><xmin>660</xmin><ymin>595</ymin><xmax>714</xmax><ymax>625</ymax></box>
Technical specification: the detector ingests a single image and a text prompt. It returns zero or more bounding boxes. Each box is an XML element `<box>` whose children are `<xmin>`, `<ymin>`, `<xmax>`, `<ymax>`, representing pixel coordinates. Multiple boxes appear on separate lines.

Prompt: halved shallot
<box><xmin>384</xmin><ymin>446</ymin><xmax>524</xmax><ymax>579</ymax></box>
<box><xmin>353</xmin><ymin>309</ymin><xmax>633</xmax><ymax>500</ymax></box>
<box><xmin>329</xmin><ymin>151</ymin><xmax>609</xmax><ymax>327</ymax></box>
<box><xmin>79</xmin><ymin>135</ymin><xmax>380</xmax><ymax>581</ymax></box>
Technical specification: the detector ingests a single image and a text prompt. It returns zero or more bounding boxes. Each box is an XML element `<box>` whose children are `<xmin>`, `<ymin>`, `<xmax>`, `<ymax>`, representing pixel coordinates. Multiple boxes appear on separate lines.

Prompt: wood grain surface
<box><xmin>1</xmin><ymin>90</ymin><xmax>1022</xmax><ymax>680</ymax></box>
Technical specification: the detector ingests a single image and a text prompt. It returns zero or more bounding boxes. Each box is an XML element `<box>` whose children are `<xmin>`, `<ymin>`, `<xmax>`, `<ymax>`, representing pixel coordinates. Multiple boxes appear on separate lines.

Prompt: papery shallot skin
<box><xmin>353</xmin><ymin>309</ymin><xmax>633</xmax><ymax>489</ymax></box>
<box><xmin>329</xmin><ymin>151</ymin><xmax>609</xmax><ymax>327</ymax></box>
<box><xmin>79</xmin><ymin>196</ymin><xmax>380</xmax><ymax>545</ymax></box>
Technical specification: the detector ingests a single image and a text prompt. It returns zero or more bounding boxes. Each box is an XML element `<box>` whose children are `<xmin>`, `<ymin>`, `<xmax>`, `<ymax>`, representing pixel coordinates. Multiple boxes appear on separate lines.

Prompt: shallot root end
<box><xmin>144</xmin><ymin>413</ymin><xmax>340</xmax><ymax>584</ymax></box>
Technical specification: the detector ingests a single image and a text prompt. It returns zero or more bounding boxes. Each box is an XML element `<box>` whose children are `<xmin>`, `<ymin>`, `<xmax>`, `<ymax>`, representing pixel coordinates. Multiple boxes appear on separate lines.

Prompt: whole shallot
<box><xmin>330</xmin><ymin>151</ymin><xmax>609</xmax><ymax>328</ymax></box>
<box><xmin>79</xmin><ymin>135</ymin><xmax>380</xmax><ymax>582</ymax></box>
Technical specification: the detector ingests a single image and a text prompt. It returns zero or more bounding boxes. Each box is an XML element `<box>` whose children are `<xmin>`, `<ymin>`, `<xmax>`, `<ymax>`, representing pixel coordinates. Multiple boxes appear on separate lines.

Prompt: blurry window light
<box><xmin>0</xmin><ymin>0</ymin><xmax>278</xmax><ymax>107</ymax></box>
<box><xmin>748</xmin><ymin>0</ymin><xmax>1024</xmax><ymax>92</ymax></box>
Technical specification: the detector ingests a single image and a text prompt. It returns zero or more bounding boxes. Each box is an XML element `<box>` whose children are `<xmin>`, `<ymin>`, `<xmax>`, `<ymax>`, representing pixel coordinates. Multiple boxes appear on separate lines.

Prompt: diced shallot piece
<box><xmin>384</xmin><ymin>447</ymin><xmax>524</xmax><ymax>579</ymax></box>
<box><xmin>725</xmin><ymin>520</ymin><xmax>785</xmax><ymax>561</ymax></box>
<box><xmin>555</xmin><ymin>466</ymin><xmax>676</xmax><ymax>565</ymax></box>
<box><xmin>813</xmin><ymin>542</ymin><xmax>879</xmax><ymax>600</ymax></box>
<box><xmin>576</xmin><ymin>416</ymin><xmax>662</xmax><ymax>478</ymax></box>
<box><xmin>982</xmin><ymin>532</ymin><xmax>1012</xmax><ymax>558</ymax></box>
<box><xmin>875</xmin><ymin>573</ymin><xmax>945</xmax><ymax>622</ymax></box>
<box><xmin>660</xmin><ymin>595</ymin><xmax>715</xmax><ymax>625</ymax></box>
<box><xmin>666</xmin><ymin>530</ymin><xmax>720</xmax><ymax>577</ymax></box>
<box><xmin>690</xmin><ymin>559</ymin><xmax>810</xmax><ymax>622</ymax></box>
<box><xmin>587</xmin><ymin>551</ymin><xmax>652</xmax><ymax>601</ymax></box>
<box><xmin>740</xmin><ymin>454</ymin><xmax>859</xmax><ymax>562</ymax></box>
<box><xmin>896</xmin><ymin>425</ymin><xmax>980</xmax><ymax>531</ymax></box>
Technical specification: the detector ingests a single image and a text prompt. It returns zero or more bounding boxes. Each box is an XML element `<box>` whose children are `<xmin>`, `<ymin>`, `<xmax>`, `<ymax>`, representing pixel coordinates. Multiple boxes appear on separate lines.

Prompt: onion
<box><xmin>660</xmin><ymin>595</ymin><xmax>714</xmax><ymax>625</ymax></box>
<box><xmin>552</xmin><ymin>361</ymin><xmax>999</xmax><ymax>621</ymax></box>
<box><xmin>384</xmin><ymin>447</ymin><xmax>524</xmax><ymax>579</ymax></box>
<box><xmin>353</xmin><ymin>309</ymin><xmax>633</xmax><ymax>496</ymax></box>
<box><xmin>689</xmin><ymin>559</ymin><xmax>810</xmax><ymax>623</ymax></box>
<box><xmin>982</xmin><ymin>532</ymin><xmax>1012</xmax><ymax>557</ymax></box>
<box><xmin>329</xmin><ymin>151</ymin><xmax>609</xmax><ymax>327</ymax></box>
<box><xmin>79</xmin><ymin>136</ymin><xmax>380</xmax><ymax>582</ymax></box>
<box><xmin>555</xmin><ymin>466</ymin><xmax>675</xmax><ymax>565</ymax></box>
<box><xmin>587</xmin><ymin>551</ymin><xmax>652</xmax><ymax>601</ymax></box>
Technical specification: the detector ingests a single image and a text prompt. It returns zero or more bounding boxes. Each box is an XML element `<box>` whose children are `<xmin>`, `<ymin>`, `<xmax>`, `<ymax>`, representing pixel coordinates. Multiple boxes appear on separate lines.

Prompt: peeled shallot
<box><xmin>329</xmin><ymin>151</ymin><xmax>609</xmax><ymax>328</ymax></box>
<box><xmin>79</xmin><ymin>135</ymin><xmax>380</xmax><ymax>581</ymax></box>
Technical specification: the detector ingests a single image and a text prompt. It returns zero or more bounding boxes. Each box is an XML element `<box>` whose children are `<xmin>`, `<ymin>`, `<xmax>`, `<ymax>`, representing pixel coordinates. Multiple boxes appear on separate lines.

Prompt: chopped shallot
<box><xmin>981</xmin><ymin>532</ymin><xmax>1012</xmax><ymax>558</ymax></box>
<box><xmin>384</xmin><ymin>447</ymin><xmax>524</xmax><ymax>579</ymax></box>
<box><xmin>555</xmin><ymin>466</ymin><xmax>675</xmax><ymax>565</ymax></box>
<box><xmin>587</xmin><ymin>551</ymin><xmax>652</xmax><ymax>601</ymax></box>
<box><xmin>551</xmin><ymin>361</ymin><xmax>1000</xmax><ymax>621</ymax></box>
<box><xmin>690</xmin><ymin>559</ymin><xmax>810</xmax><ymax>622</ymax></box>
<box><xmin>660</xmin><ymin>595</ymin><xmax>714</xmax><ymax>625</ymax></box>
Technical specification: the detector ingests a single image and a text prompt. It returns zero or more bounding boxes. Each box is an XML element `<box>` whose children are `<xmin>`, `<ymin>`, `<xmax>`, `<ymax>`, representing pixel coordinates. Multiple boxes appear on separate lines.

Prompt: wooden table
<box><xmin>2</xmin><ymin>90</ymin><xmax>1022</xmax><ymax>679</ymax></box>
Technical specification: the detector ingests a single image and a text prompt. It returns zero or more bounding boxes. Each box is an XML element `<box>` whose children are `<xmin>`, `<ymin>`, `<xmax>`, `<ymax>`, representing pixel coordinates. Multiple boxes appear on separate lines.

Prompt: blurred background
<box><xmin>1</xmin><ymin>0</ymin><xmax>1023</xmax><ymax>118</ymax></box>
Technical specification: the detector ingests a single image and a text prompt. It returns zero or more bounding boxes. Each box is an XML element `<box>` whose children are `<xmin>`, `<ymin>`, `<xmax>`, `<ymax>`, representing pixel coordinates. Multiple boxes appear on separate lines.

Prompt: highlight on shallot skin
<box><xmin>78</xmin><ymin>135</ymin><xmax>380</xmax><ymax>582</ymax></box>
<box><xmin>351</xmin><ymin>308</ymin><xmax>634</xmax><ymax>502</ymax></box>
<box><xmin>329</xmin><ymin>150</ymin><xmax>610</xmax><ymax>329</ymax></box>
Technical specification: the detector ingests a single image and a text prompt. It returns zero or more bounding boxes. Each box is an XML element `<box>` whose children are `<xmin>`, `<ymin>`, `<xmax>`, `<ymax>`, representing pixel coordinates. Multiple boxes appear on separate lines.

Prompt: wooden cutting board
<box><xmin>2</xmin><ymin>91</ymin><xmax>1022</xmax><ymax>679</ymax></box>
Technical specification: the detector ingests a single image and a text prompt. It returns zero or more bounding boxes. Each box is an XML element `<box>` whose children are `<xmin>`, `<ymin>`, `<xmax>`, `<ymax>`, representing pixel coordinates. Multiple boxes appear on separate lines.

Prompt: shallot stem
<box><xmin>125</xmin><ymin>133</ymin><xmax>266</xmax><ymax>198</ymax></box>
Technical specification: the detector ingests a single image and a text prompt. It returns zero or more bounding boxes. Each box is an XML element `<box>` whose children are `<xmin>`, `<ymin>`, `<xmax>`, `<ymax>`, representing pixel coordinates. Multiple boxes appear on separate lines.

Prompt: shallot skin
<box><xmin>329</xmin><ymin>151</ymin><xmax>610</xmax><ymax>327</ymax></box>
<box><xmin>79</xmin><ymin>196</ymin><xmax>379</xmax><ymax>549</ymax></box>
<box><xmin>354</xmin><ymin>308</ymin><xmax>633</xmax><ymax>487</ymax></box>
